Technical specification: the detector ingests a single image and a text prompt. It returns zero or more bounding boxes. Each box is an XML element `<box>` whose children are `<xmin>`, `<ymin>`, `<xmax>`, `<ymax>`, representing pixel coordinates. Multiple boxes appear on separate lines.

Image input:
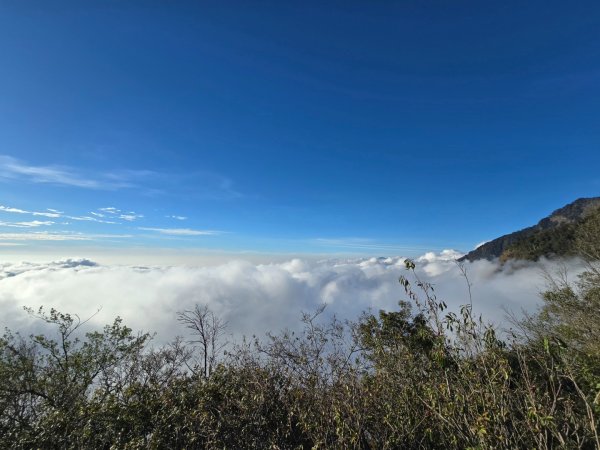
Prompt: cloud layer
<box><xmin>0</xmin><ymin>253</ymin><xmax>586</xmax><ymax>344</ymax></box>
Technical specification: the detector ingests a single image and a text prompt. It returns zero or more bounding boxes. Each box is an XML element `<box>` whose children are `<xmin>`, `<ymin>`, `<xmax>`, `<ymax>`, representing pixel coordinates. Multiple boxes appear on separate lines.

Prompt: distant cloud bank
<box><xmin>0</xmin><ymin>252</ymin><xmax>585</xmax><ymax>344</ymax></box>
<box><xmin>138</xmin><ymin>227</ymin><xmax>223</xmax><ymax>236</ymax></box>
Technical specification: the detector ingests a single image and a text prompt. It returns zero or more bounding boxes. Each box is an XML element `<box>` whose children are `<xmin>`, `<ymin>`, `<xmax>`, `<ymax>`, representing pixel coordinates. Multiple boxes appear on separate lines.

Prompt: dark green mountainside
<box><xmin>459</xmin><ymin>197</ymin><xmax>600</xmax><ymax>262</ymax></box>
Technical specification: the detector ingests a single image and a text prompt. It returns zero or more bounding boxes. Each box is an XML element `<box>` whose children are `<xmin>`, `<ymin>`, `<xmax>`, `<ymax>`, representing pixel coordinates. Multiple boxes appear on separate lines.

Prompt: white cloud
<box><xmin>416</xmin><ymin>249</ymin><xmax>465</xmax><ymax>276</ymax></box>
<box><xmin>119</xmin><ymin>213</ymin><xmax>143</xmax><ymax>222</ymax></box>
<box><xmin>0</xmin><ymin>155</ymin><xmax>243</xmax><ymax>199</ymax></box>
<box><xmin>0</xmin><ymin>204</ymin><xmax>128</xmax><ymax>225</ymax></box>
<box><xmin>139</xmin><ymin>227</ymin><xmax>222</xmax><ymax>236</ymax></box>
<box><xmin>0</xmin><ymin>220</ymin><xmax>54</xmax><ymax>228</ymax></box>
<box><xmin>0</xmin><ymin>232</ymin><xmax>132</xmax><ymax>241</ymax></box>
<box><xmin>99</xmin><ymin>207</ymin><xmax>121</xmax><ymax>214</ymax></box>
<box><xmin>0</xmin><ymin>157</ymin><xmax>159</xmax><ymax>191</ymax></box>
<box><xmin>0</xmin><ymin>253</ymin><xmax>585</xmax><ymax>345</ymax></box>
<box><xmin>0</xmin><ymin>205</ymin><xmax>117</xmax><ymax>224</ymax></box>
<box><xmin>0</xmin><ymin>155</ymin><xmax>119</xmax><ymax>189</ymax></box>
<box><xmin>67</xmin><ymin>215</ymin><xmax>117</xmax><ymax>224</ymax></box>
<box><xmin>417</xmin><ymin>249</ymin><xmax>464</xmax><ymax>263</ymax></box>
<box><xmin>87</xmin><ymin>207</ymin><xmax>142</xmax><ymax>221</ymax></box>
<box><xmin>0</xmin><ymin>205</ymin><xmax>62</xmax><ymax>218</ymax></box>
<box><xmin>167</xmin><ymin>215</ymin><xmax>187</xmax><ymax>221</ymax></box>
<box><xmin>0</xmin><ymin>206</ymin><xmax>28</xmax><ymax>214</ymax></box>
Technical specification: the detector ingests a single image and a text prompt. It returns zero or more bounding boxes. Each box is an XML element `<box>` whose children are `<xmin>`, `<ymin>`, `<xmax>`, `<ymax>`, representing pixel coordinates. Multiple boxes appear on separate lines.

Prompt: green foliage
<box><xmin>576</xmin><ymin>206</ymin><xmax>600</xmax><ymax>262</ymax></box>
<box><xmin>0</xmin><ymin>307</ymin><xmax>151</xmax><ymax>448</ymax></box>
<box><xmin>501</xmin><ymin>223</ymin><xmax>578</xmax><ymax>261</ymax></box>
<box><xmin>520</xmin><ymin>257</ymin><xmax>600</xmax><ymax>444</ymax></box>
<box><xmin>501</xmin><ymin>204</ymin><xmax>600</xmax><ymax>262</ymax></box>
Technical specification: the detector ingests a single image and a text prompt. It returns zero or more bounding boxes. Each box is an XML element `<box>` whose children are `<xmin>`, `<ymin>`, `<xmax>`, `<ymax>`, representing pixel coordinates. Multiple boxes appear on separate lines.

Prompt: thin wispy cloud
<box><xmin>1</xmin><ymin>204</ymin><xmax>122</xmax><ymax>224</ymax></box>
<box><xmin>0</xmin><ymin>206</ymin><xmax>149</xmax><ymax>227</ymax></box>
<box><xmin>0</xmin><ymin>156</ymin><xmax>164</xmax><ymax>192</ymax></box>
<box><xmin>103</xmin><ymin>169</ymin><xmax>158</xmax><ymax>183</ymax></box>
<box><xmin>0</xmin><ymin>204</ymin><xmax>142</xmax><ymax>225</ymax></box>
<box><xmin>0</xmin><ymin>205</ymin><xmax>62</xmax><ymax>218</ymax></box>
<box><xmin>171</xmin><ymin>171</ymin><xmax>244</xmax><ymax>201</ymax></box>
<box><xmin>1</xmin><ymin>203</ymin><xmax>226</xmax><ymax>244</ymax></box>
<box><xmin>119</xmin><ymin>213</ymin><xmax>144</xmax><ymax>222</ymax></box>
<box><xmin>0</xmin><ymin>155</ymin><xmax>244</xmax><ymax>200</ymax></box>
<box><xmin>0</xmin><ymin>232</ymin><xmax>132</xmax><ymax>241</ymax></box>
<box><xmin>68</xmin><ymin>215</ymin><xmax>118</xmax><ymax>224</ymax></box>
<box><xmin>0</xmin><ymin>155</ymin><xmax>125</xmax><ymax>189</ymax></box>
<box><xmin>99</xmin><ymin>207</ymin><xmax>121</xmax><ymax>214</ymax></box>
<box><xmin>138</xmin><ymin>227</ymin><xmax>223</xmax><ymax>236</ymax></box>
<box><xmin>0</xmin><ymin>220</ymin><xmax>54</xmax><ymax>228</ymax></box>
<box><xmin>95</xmin><ymin>207</ymin><xmax>143</xmax><ymax>222</ymax></box>
<box><xmin>166</xmin><ymin>215</ymin><xmax>187</xmax><ymax>220</ymax></box>
<box><xmin>208</xmin><ymin>175</ymin><xmax>243</xmax><ymax>200</ymax></box>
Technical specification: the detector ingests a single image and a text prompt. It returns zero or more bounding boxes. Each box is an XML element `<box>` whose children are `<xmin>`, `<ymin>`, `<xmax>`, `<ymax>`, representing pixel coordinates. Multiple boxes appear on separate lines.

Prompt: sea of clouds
<box><xmin>0</xmin><ymin>251</ymin><xmax>587</xmax><ymax>344</ymax></box>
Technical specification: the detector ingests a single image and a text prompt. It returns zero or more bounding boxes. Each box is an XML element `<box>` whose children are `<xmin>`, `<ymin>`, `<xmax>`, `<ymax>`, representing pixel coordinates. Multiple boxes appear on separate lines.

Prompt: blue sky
<box><xmin>1</xmin><ymin>1</ymin><xmax>599</xmax><ymax>258</ymax></box>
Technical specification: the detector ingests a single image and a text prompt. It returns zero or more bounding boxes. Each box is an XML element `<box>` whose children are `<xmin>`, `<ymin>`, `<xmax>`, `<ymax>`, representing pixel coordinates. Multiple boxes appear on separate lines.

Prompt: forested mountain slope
<box><xmin>459</xmin><ymin>197</ymin><xmax>600</xmax><ymax>262</ymax></box>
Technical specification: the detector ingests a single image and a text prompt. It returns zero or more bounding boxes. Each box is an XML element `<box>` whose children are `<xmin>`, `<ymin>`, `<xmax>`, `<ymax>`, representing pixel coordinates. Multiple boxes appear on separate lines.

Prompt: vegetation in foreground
<box><xmin>2</xmin><ymin>233</ymin><xmax>600</xmax><ymax>449</ymax></box>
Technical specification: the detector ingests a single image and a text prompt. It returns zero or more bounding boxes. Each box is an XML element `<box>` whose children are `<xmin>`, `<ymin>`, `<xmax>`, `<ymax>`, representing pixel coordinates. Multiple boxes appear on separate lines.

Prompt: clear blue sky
<box><xmin>1</xmin><ymin>1</ymin><xmax>599</xmax><ymax>257</ymax></box>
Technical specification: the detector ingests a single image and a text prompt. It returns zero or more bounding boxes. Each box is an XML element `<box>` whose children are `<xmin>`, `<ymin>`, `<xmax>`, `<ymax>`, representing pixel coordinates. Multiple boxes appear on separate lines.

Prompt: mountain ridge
<box><xmin>459</xmin><ymin>197</ymin><xmax>600</xmax><ymax>262</ymax></box>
